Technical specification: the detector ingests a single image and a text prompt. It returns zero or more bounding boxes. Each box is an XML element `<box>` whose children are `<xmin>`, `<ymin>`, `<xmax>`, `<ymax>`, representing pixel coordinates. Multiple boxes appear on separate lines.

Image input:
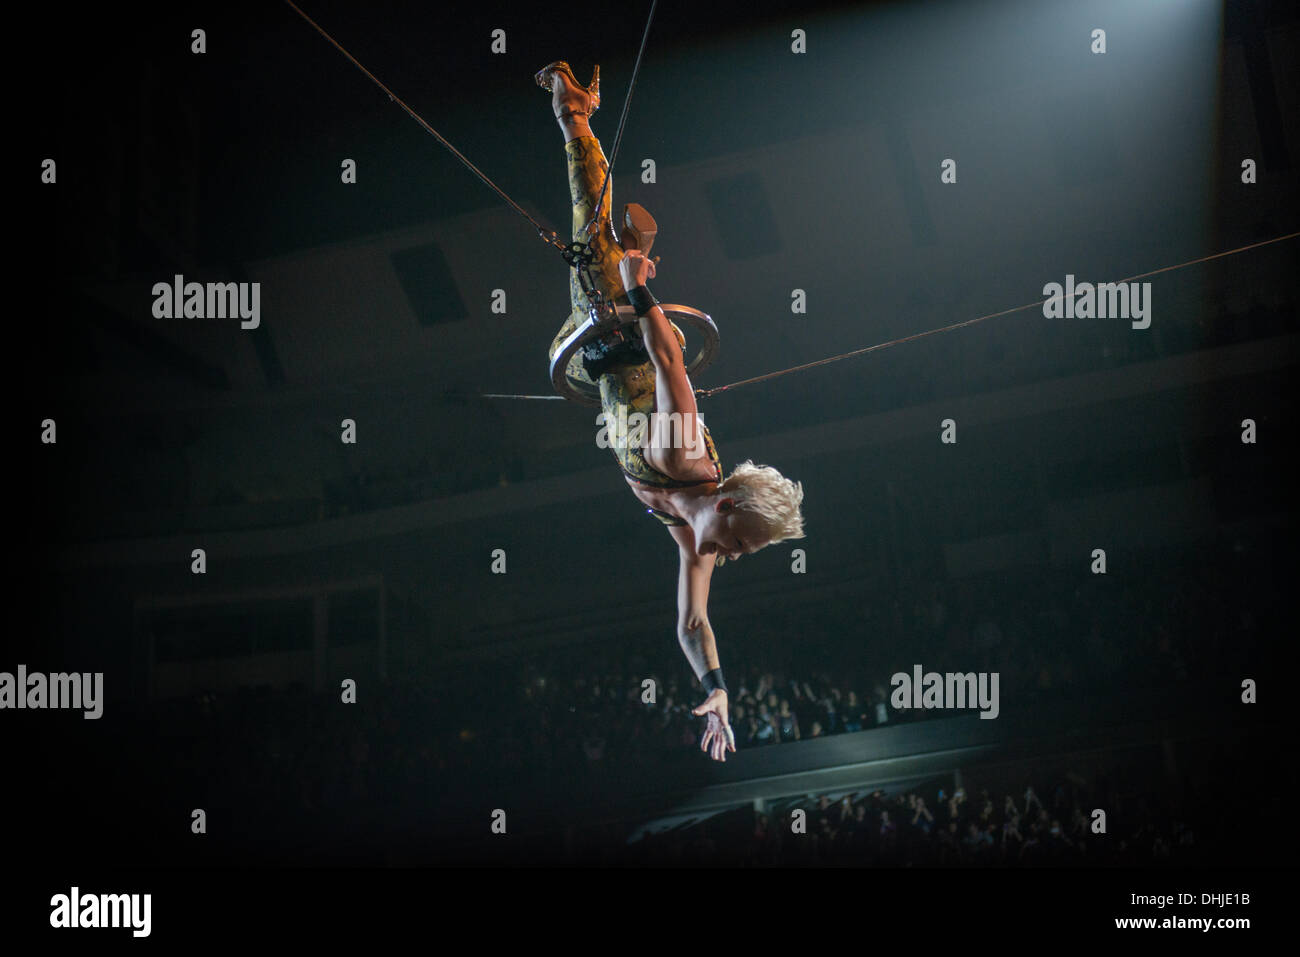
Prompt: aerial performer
<box><xmin>536</xmin><ymin>61</ymin><xmax>807</xmax><ymax>761</ymax></box>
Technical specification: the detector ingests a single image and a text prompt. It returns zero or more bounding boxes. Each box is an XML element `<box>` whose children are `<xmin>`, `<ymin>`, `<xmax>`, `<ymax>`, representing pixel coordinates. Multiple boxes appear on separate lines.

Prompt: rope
<box><xmin>478</xmin><ymin>230</ymin><xmax>1299</xmax><ymax>401</ymax></box>
<box><xmin>696</xmin><ymin>231</ymin><xmax>1300</xmax><ymax>398</ymax></box>
<box><xmin>480</xmin><ymin>393</ymin><xmax>566</xmax><ymax>401</ymax></box>
<box><xmin>283</xmin><ymin>0</ymin><xmax>567</xmax><ymax>253</ymax></box>
<box><xmin>581</xmin><ymin>0</ymin><xmax>659</xmax><ymax>239</ymax></box>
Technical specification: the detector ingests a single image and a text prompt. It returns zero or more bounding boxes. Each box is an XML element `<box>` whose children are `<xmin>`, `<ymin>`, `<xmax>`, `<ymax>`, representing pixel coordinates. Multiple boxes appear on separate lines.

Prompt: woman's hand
<box><xmin>618</xmin><ymin>248</ymin><xmax>657</xmax><ymax>292</ymax></box>
<box><xmin>693</xmin><ymin>689</ymin><xmax>736</xmax><ymax>762</ymax></box>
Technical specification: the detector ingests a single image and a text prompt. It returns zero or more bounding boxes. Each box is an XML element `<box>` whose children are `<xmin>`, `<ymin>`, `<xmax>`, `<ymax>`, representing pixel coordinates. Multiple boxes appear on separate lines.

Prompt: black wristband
<box><xmin>701</xmin><ymin>668</ymin><xmax>728</xmax><ymax>695</ymax></box>
<box><xmin>626</xmin><ymin>284</ymin><xmax>659</xmax><ymax>316</ymax></box>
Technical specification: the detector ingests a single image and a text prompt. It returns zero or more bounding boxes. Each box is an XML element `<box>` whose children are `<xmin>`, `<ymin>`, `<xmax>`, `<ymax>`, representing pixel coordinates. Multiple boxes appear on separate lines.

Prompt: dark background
<box><xmin>9</xmin><ymin>0</ymin><xmax>1298</xmax><ymax>872</ymax></box>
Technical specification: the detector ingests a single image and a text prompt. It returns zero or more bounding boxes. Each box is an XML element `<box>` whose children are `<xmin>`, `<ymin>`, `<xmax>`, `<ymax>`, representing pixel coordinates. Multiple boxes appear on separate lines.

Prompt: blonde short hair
<box><xmin>714</xmin><ymin>459</ymin><xmax>805</xmax><ymax>565</ymax></box>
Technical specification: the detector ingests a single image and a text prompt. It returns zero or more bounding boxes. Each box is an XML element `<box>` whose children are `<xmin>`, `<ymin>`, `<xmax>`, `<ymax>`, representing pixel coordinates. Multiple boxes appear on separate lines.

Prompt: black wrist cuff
<box><xmin>627</xmin><ymin>284</ymin><xmax>659</xmax><ymax>317</ymax></box>
<box><xmin>701</xmin><ymin>668</ymin><xmax>728</xmax><ymax>695</ymax></box>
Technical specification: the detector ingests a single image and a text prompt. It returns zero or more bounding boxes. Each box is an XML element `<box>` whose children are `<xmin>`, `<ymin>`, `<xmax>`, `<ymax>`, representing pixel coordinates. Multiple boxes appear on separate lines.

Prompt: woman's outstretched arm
<box><xmin>668</xmin><ymin>523</ymin><xmax>735</xmax><ymax>762</ymax></box>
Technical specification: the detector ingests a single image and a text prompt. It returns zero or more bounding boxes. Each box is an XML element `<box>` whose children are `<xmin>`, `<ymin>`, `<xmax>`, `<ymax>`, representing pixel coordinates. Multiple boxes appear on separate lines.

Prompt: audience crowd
<box><xmin>576</xmin><ymin>777</ymin><xmax>1206</xmax><ymax>866</ymax></box>
<box><xmin>82</xmin><ymin>535</ymin><xmax>1275</xmax><ymax>866</ymax></box>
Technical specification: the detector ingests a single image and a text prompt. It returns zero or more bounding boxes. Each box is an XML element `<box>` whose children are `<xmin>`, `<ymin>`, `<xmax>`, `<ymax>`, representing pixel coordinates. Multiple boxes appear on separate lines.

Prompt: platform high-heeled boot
<box><xmin>535</xmin><ymin>61</ymin><xmax>601</xmax><ymax>120</ymax></box>
<box><xmin>620</xmin><ymin>202</ymin><xmax>658</xmax><ymax>258</ymax></box>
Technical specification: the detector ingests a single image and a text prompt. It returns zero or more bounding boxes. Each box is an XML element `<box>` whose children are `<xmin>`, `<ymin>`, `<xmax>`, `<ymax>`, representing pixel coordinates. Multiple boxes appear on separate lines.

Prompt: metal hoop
<box><xmin>549</xmin><ymin>304</ymin><xmax>720</xmax><ymax>406</ymax></box>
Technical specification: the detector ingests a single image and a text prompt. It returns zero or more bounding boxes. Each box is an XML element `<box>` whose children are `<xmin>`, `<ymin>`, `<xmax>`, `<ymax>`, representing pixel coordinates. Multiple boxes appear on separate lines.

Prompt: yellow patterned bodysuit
<box><xmin>547</xmin><ymin>135</ymin><xmax>722</xmax><ymax>526</ymax></box>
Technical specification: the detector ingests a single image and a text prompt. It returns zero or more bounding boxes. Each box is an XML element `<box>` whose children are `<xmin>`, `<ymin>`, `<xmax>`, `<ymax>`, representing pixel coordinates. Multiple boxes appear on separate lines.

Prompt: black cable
<box><xmin>283</xmin><ymin>0</ymin><xmax>566</xmax><ymax>252</ymax></box>
<box><xmin>582</xmin><ymin>0</ymin><xmax>660</xmax><ymax>238</ymax></box>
